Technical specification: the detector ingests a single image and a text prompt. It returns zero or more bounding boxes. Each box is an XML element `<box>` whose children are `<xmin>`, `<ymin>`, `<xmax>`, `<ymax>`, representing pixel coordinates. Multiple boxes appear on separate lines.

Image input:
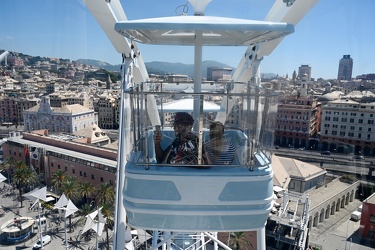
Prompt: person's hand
<box><xmin>154</xmin><ymin>131</ymin><xmax>162</xmax><ymax>144</ymax></box>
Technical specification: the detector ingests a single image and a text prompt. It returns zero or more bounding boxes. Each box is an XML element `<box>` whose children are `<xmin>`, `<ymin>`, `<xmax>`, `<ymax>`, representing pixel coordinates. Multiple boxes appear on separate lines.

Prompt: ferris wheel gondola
<box><xmin>83</xmin><ymin>0</ymin><xmax>319</xmax><ymax>249</ymax></box>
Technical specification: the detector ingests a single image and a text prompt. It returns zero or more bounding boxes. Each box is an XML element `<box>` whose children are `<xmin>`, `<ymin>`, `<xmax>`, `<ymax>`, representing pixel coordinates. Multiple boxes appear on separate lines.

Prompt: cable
<box><xmin>175</xmin><ymin>1</ymin><xmax>189</xmax><ymax>16</ymax></box>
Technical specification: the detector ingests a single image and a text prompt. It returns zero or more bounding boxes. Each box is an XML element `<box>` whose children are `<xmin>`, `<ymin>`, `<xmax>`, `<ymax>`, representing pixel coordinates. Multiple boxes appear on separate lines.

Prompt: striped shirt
<box><xmin>205</xmin><ymin>140</ymin><xmax>235</xmax><ymax>165</ymax></box>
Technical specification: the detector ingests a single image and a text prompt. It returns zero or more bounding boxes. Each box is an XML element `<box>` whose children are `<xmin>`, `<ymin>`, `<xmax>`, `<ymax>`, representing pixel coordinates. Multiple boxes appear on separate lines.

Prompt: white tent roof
<box><xmin>24</xmin><ymin>186</ymin><xmax>47</xmax><ymax>202</ymax></box>
<box><xmin>159</xmin><ymin>98</ymin><xmax>222</xmax><ymax>112</ymax></box>
<box><xmin>53</xmin><ymin>193</ymin><xmax>69</xmax><ymax>209</ymax></box>
<box><xmin>0</xmin><ymin>173</ymin><xmax>6</xmax><ymax>183</ymax></box>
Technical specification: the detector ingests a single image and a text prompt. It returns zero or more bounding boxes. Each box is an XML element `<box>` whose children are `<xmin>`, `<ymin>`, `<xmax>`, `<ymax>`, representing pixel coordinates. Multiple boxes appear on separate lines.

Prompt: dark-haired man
<box><xmin>154</xmin><ymin>112</ymin><xmax>207</xmax><ymax>165</ymax></box>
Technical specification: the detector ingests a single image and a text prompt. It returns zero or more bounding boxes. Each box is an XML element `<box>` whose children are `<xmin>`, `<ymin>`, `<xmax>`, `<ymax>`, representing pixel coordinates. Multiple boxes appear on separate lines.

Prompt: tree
<box><xmin>95</xmin><ymin>183</ymin><xmax>115</xmax><ymax>206</ymax></box>
<box><xmin>51</xmin><ymin>169</ymin><xmax>67</xmax><ymax>193</ymax></box>
<box><xmin>100</xmin><ymin>203</ymin><xmax>114</xmax><ymax>250</ymax></box>
<box><xmin>12</xmin><ymin>161</ymin><xmax>38</xmax><ymax>207</ymax></box>
<box><xmin>0</xmin><ymin>157</ymin><xmax>15</xmax><ymax>184</ymax></box>
<box><xmin>79</xmin><ymin>182</ymin><xmax>95</xmax><ymax>204</ymax></box>
<box><xmin>60</xmin><ymin>176</ymin><xmax>79</xmax><ymax>232</ymax></box>
<box><xmin>228</xmin><ymin>232</ymin><xmax>253</xmax><ymax>250</ymax></box>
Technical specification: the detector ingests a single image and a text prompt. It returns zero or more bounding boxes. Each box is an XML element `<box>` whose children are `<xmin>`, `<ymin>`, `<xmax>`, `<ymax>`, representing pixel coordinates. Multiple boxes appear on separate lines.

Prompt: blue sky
<box><xmin>1</xmin><ymin>0</ymin><xmax>374</xmax><ymax>79</ymax></box>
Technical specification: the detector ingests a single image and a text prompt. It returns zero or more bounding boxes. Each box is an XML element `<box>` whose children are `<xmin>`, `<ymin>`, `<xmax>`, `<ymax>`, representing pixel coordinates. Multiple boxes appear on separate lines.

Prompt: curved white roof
<box><xmin>115</xmin><ymin>15</ymin><xmax>294</xmax><ymax>46</ymax></box>
<box><xmin>159</xmin><ymin>98</ymin><xmax>222</xmax><ymax>112</ymax></box>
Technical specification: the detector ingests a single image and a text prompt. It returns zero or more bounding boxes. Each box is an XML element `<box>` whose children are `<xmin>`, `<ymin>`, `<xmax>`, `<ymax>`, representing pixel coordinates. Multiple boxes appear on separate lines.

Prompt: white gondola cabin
<box><xmin>114</xmin><ymin>0</ymin><xmax>294</xmax><ymax>233</ymax></box>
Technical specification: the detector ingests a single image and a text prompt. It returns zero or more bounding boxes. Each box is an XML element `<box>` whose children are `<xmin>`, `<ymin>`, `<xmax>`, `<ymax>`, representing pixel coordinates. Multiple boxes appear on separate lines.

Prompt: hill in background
<box><xmin>77</xmin><ymin>59</ymin><xmax>276</xmax><ymax>79</ymax></box>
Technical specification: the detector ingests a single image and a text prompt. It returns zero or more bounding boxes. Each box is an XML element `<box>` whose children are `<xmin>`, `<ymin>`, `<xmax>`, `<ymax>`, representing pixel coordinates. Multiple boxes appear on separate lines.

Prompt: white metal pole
<box><xmin>193</xmin><ymin>30</ymin><xmax>203</xmax><ymax>130</ymax></box>
<box><xmin>65</xmin><ymin>217</ymin><xmax>68</xmax><ymax>250</ymax></box>
<box><xmin>37</xmin><ymin>202</ymin><xmax>44</xmax><ymax>249</ymax></box>
<box><xmin>96</xmin><ymin>208</ymin><xmax>99</xmax><ymax>250</ymax></box>
<box><xmin>256</xmin><ymin>227</ymin><xmax>266</xmax><ymax>250</ymax></box>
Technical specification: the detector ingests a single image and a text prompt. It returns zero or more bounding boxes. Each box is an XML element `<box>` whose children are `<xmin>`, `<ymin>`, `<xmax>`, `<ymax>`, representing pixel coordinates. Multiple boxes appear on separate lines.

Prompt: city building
<box><xmin>298</xmin><ymin>64</ymin><xmax>312</xmax><ymax>81</ymax></box>
<box><xmin>97</xmin><ymin>93</ymin><xmax>119</xmax><ymax>129</ymax></box>
<box><xmin>49</xmin><ymin>91</ymin><xmax>94</xmax><ymax>110</ymax></box>
<box><xmin>359</xmin><ymin>192</ymin><xmax>375</xmax><ymax>240</ymax></box>
<box><xmin>23</xmin><ymin>96</ymin><xmax>96</xmax><ymax>133</ymax></box>
<box><xmin>2</xmin><ymin>129</ymin><xmax>117</xmax><ymax>187</ymax></box>
<box><xmin>274</xmin><ymin>86</ymin><xmax>320</xmax><ymax>149</ymax></box>
<box><xmin>337</xmin><ymin>55</ymin><xmax>353</xmax><ymax>81</ymax></box>
<box><xmin>320</xmin><ymin>95</ymin><xmax>375</xmax><ymax>155</ymax></box>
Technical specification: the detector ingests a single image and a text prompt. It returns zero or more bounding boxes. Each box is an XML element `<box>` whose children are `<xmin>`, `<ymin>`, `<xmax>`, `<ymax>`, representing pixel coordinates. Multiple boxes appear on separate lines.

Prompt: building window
<box><xmin>91</xmin><ymin>174</ymin><xmax>95</xmax><ymax>180</ymax></box>
<box><xmin>72</xmin><ymin>169</ymin><xmax>75</xmax><ymax>174</ymax></box>
<box><xmin>80</xmin><ymin>171</ymin><xmax>82</xmax><ymax>176</ymax></box>
<box><xmin>84</xmin><ymin>172</ymin><xmax>87</xmax><ymax>177</ymax></box>
<box><xmin>51</xmin><ymin>163</ymin><xmax>54</xmax><ymax>167</ymax></box>
<box><xmin>100</xmin><ymin>177</ymin><xmax>104</xmax><ymax>182</ymax></box>
<box><xmin>58</xmin><ymin>164</ymin><xmax>60</xmax><ymax>169</ymax></box>
<box><xmin>370</xmin><ymin>214</ymin><xmax>375</xmax><ymax>223</ymax></box>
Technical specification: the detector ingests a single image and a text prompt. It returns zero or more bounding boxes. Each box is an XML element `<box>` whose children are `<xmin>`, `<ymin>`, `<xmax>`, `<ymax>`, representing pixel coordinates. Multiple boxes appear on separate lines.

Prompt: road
<box><xmin>274</xmin><ymin>147</ymin><xmax>375</xmax><ymax>178</ymax></box>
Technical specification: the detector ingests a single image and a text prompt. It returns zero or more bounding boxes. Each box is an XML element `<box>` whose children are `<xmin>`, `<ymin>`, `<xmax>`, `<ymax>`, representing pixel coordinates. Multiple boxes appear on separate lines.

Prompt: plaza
<box><xmin>0</xmin><ymin>183</ymin><xmax>110</xmax><ymax>250</ymax></box>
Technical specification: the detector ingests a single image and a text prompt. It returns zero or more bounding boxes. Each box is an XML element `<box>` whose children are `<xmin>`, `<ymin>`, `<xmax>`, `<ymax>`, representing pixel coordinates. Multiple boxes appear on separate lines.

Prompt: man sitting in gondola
<box><xmin>154</xmin><ymin>112</ymin><xmax>209</xmax><ymax>165</ymax></box>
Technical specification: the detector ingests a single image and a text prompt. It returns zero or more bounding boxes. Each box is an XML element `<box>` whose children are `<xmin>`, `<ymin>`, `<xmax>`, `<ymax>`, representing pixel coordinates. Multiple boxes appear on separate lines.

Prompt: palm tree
<box><xmin>95</xmin><ymin>183</ymin><xmax>115</xmax><ymax>206</ymax></box>
<box><xmin>100</xmin><ymin>203</ymin><xmax>114</xmax><ymax>250</ymax></box>
<box><xmin>60</xmin><ymin>176</ymin><xmax>79</xmax><ymax>232</ymax></box>
<box><xmin>228</xmin><ymin>232</ymin><xmax>253</xmax><ymax>250</ymax></box>
<box><xmin>77</xmin><ymin>203</ymin><xmax>95</xmax><ymax>241</ymax></box>
<box><xmin>51</xmin><ymin>169</ymin><xmax>67</xmax><ymax>193</ymax></box>
<box><xmin>0</xmin><ymin>157</ymin><xmax>16</xmax><ymax>185</ymax></box>
<box><xmin>12</xmin><ymin>161</ymin><xmax>39</xmax><ymax>207</ymax></box>
<box><xmin>79</xmin><ymin>182</ymin><xmax>95</xmax><ymax>204</ymax></box>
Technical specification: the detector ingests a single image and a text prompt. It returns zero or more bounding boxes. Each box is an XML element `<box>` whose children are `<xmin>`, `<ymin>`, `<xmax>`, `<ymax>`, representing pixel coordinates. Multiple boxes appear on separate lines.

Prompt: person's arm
<box><xmin>154</xmin><ymin>132</ymin><xmax>165</xmax><ymax>163</ymax></box>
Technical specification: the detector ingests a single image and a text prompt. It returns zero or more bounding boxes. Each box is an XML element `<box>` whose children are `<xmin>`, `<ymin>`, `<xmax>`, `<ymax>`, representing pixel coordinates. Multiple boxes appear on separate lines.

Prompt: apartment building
<box><xmin>49</xmin><ymin>91</ymin><xmax>94</xmax><ymax>110</ymax></box>
<box><xmin>320</xmin><ymin>98</ymin><xmax>375</xmax><ymax>155</ymax></box>
<box><xmin>97</xmin><ymin>93</ymin><xmax>119</xmax><ymax>129</ymax></box>
<box><xmin>274</xmin><ymin>95</ymin><xmax>320</xmax><ymax>149</ymax></box>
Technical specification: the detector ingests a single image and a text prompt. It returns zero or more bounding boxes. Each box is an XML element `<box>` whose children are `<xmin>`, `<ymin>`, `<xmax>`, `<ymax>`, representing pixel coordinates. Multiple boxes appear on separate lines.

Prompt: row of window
<box><xmin>324</xmin><ymin>130</ymin><xmax>371</xmax><ymax>139</ymax></box>
<box><xmin>277</xmin><ymin>125</ymin><xmax>308</xmax><ymax>132</ymax></box>
<box><xmin>324</xmin><ymin>124</ymin><xmax>372</xmax><ymax>132</ymax></box>
<box><xmin>50</xmin><ymin>163</ymin><xmax>113</xmax><ymax>184</ymax></box>
<box><xmin>48</xmin><ymin>151</ymin><xmax>116</xmax><ymax>173</ymax></box>
<box><xmin>325</xmin><ymin>111</ymin><xmax>374</xmax><ymax>116</ymax></box>
<box><xmin>324</xmin><ymin>117</ymin><xmax>374</xmax><ymax>124</ymax></box>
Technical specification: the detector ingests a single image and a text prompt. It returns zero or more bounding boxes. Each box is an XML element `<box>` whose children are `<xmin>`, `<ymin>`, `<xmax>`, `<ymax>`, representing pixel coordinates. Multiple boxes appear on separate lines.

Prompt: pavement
<box><xmin>309</xmin><ymin>199</ymin><xmax>375</xmax><ymax>250</ymax></box>
<box><xmin>0</xmin><ymin>183</ymin><xmax>110</xmax><ymax>250</ymax></box>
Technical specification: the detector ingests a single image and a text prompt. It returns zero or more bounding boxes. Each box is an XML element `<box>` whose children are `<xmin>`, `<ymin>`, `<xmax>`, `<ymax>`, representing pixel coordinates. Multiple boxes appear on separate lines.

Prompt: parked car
<box><xmin>33</xmin><ymin>235</ymin><xmax>51</xmax><ymax>249</ymax></box>
<box><xmin>320</xmin><ymin>151</ymin><xmax>331</xmax><ymax>155</ymax></box>
<box><xmin>351</xmin><ymin>211</ymin><xmax>361</xmax><ymax>222</ymax></box>
<box><xmin>350</xmin><ymin>155</ymin><xmax>365</xmax><ymax>161</ymax></box>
